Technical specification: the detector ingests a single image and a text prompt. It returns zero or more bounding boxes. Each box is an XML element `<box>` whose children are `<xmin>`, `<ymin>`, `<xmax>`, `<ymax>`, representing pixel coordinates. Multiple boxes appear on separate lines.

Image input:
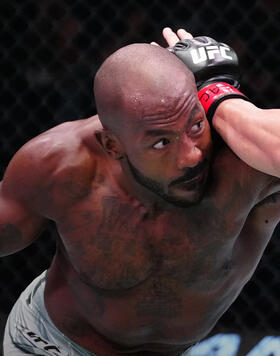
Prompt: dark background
<box><xmin>1</xmin><ymin>0</ymin><xmax>280</xmax><ymax>354</ymax></box>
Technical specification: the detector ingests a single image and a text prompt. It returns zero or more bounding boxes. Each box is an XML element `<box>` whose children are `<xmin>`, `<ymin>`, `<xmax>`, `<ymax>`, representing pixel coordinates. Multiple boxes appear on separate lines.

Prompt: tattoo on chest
<box><xmin>71</xmin><ymin>196</ymin><xmax>157</xmax><ymax>290</ymax></box>
<box><xmin>95</xmin><ymin>196</ymin><xmax>150</xmax><ymax>254</ymax></box>
<box><xmin>64</xmin><ymin>178</ymin><xmax>249</xmax><ymax>293</ymax></box>
<box><xmin>99</xmin><ymin>196</ymin><xmax>143</xmax><ymax>232</ymax></box>
<box><xmin>62</xmin><ymin>180</ymin><xmax>91</xmax><ymax>201</ymax></box>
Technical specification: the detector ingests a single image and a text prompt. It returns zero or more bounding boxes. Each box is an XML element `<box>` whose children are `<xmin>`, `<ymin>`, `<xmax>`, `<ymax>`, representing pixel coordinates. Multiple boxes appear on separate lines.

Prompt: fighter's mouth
<box><xmin>174</xmin><ymin>171</ymin><xmax>205</xmax><ymax>189</ymax></box>
<box><xmin>169</xmin><ymin>159</ymin><xmax>208</xmax><ymax>187</ymax></box>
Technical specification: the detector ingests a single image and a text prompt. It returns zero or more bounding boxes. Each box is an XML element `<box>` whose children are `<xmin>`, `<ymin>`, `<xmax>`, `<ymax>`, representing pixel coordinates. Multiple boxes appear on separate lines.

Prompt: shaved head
<box><xmin>93</xmin><ymin>44</ymin><xmax>211</xmax><ymax>208</ymax></box>
<box><xmin>94</xmin><ymin>43</ymin><xmax>196</xmax><ymax>136</ymax></box>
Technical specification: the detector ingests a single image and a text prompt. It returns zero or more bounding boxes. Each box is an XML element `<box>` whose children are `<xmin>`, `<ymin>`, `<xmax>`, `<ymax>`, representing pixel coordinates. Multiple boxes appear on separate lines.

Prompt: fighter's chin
<box><xmin>162</xmin><ymin>189</ymin><xmax>205</xmax><ymax>208</ymax></box>
<box><xmin>166</xmin><ymin>172</ymin><xmax>208</xmax><ymax>207</ymax></box>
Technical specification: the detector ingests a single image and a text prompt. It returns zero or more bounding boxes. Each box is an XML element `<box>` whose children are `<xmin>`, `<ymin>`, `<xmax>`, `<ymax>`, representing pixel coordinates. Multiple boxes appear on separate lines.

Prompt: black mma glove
<box><xmin>168</xmin><ymin>36</ymin><xmax>248</xmax><ymax>121</ymax></box>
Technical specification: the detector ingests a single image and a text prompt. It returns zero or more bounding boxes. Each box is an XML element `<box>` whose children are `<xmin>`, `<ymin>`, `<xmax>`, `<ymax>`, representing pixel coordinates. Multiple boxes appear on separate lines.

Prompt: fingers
<box><xmin>162</xmin><ymin>27</ymin><xmax>194</xmax><ymax>46</ymax></box>
<box><xmin>162</xmin><ymin>27</ymin><xmax>180</xmax><ymax>46</ymax></box>
<box><xmin>150</xmin><ymin>42</ymin><xmax>160</xmax><ymax>46</ymax></box>
<box><xmin>177</xmin><ymin>29</ymin><xmax>193</xmax><ymax>40</ymax></box>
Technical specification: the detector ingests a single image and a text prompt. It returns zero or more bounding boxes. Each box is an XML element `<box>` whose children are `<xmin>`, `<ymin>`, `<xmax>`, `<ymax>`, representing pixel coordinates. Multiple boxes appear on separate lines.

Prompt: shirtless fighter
<box><xmin>2</xmin><ymin>27</ymin><xmax>280</xmax><ymax>356</ymax></box>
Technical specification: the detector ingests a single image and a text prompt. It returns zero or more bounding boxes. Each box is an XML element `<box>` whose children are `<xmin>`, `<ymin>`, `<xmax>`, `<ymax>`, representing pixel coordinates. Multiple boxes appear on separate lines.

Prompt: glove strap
<box><xmin>198</xmin><ymin>82</ymin><xmax>248</xmax><ymax>121</ymax></box>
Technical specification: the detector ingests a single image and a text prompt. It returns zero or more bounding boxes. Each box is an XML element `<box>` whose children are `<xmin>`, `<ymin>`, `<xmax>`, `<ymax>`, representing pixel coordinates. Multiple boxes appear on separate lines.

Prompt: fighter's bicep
<box><xmin>0</xmin><ymin>184</ymin><xmax>47</xmax><ymax>257</ymax></box>
<box><xmin>0</xmin><ymin>140</ymin><xmax>50</xmax><ymax>256</ymax></box>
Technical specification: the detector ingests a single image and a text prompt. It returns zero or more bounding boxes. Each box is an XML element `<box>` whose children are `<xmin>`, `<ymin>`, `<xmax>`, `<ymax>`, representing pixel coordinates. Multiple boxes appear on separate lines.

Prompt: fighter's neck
<box><xmin>110</xmin><ymin>159</ymin><xmax>191</xmax><ymax>215</ymax></box>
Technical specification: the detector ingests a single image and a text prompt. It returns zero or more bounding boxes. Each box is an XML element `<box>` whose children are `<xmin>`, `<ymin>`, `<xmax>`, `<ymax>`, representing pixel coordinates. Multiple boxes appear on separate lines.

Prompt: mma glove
<box><xmin>168</xmin><ymin>37</ymin><xmax>249</xmax><ymax>121</ymax></box>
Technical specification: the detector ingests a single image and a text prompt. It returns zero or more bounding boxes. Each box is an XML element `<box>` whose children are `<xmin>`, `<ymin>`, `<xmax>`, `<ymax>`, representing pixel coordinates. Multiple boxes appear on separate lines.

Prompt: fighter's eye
<box><xmin>153</xmin><ymin>138</ymin><xmax>170</xmax><ymax>150</ymax></box>
<box><xmin>190</xmin><ymin>120</ymin><xmax>204</xmax><ymax>134</ymax></box>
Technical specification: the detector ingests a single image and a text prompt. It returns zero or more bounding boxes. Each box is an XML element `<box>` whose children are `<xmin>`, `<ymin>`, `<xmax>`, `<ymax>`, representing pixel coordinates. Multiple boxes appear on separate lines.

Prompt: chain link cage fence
<box><xmin>1</xmin><ymin>0</ymin><xmax>280</xmax><ymax>354</ymax></box>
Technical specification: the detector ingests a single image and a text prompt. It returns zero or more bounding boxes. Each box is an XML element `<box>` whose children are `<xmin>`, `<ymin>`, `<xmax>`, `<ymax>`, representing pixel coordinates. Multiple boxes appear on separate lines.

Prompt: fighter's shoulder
<box><xmin>3</xmin><ymin>117</ymin><xmax>101</xmax><ymax>199</ymax></box>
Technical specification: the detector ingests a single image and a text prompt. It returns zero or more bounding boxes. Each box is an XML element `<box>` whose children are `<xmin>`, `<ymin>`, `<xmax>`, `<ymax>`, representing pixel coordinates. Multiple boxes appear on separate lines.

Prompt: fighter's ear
<box><xmin>95</xmin><ymin>129</ymin><xmax>124</xmax><ymax>160</ymax></box>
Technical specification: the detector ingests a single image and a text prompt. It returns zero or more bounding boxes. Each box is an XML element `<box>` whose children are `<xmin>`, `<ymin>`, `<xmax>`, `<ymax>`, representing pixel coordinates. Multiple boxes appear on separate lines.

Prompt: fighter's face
<box><xmin>121</xmin><ymin>92</ymin><xmax>212</xmax><ymax>207</ymax></box>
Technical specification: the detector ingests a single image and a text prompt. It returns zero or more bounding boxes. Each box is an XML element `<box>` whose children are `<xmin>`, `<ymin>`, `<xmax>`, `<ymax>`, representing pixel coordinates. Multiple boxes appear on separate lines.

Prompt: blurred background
<box><xmin>1</xmin><ymin>0</ymin><xmax>280</xmax><ymax>355</ymax></box>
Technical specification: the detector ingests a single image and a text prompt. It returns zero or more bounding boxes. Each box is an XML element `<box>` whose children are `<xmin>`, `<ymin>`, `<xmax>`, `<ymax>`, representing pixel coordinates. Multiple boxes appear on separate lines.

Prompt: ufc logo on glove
<box><xmin>168</xmin><ymin>36</ymin><xmax>247</xmax><ymax>119</ymax></box>
<box><xmin>190</xmin><ymin>45</ymin><xmax>233</xmax><ymax>64</ymax></box>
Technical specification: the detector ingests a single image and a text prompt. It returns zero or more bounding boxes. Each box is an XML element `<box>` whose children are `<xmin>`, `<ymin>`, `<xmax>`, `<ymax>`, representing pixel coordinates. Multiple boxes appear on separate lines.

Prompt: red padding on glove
<box><xmin>198</xmin><ymin>82</ymin><xmax>247</xmax><ymax>119</ymax></box>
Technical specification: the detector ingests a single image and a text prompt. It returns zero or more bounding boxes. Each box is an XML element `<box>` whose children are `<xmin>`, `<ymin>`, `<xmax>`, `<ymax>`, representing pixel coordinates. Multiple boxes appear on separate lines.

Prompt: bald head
<box><xmin>94</xmin><ymin>43</ymin><xmax>195</xmax><ymax>135</ymax></box>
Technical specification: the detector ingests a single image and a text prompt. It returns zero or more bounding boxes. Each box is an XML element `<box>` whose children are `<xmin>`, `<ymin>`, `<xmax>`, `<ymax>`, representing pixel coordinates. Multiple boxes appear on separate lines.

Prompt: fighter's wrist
<box><xmin>198</xmin><ymin>82</ymin><xmax>249</xmax><ymax>122</ymax></box>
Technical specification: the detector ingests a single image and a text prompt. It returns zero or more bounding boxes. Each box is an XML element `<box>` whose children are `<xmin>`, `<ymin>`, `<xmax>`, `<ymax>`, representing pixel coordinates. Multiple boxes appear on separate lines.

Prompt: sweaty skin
<box><xmin>1</xmin><ymin>44</ymin><xmax>280</xmax><ymax>356</ymax></box>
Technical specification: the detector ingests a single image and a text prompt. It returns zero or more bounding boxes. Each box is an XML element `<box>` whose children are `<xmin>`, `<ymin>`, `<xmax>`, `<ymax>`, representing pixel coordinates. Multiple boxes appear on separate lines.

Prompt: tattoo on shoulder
<box><xmin>62</xmin><ymin>180</ymin><xmax>91</xmax><ymax>201</ymax></box>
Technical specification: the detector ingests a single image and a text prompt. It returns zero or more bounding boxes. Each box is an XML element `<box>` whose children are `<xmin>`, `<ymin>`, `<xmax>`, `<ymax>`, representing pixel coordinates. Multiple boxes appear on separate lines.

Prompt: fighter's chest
<box><xmin>56</xmin><ymin>190</ymin><xmax>244</xmax><ymax>291</ymax></box>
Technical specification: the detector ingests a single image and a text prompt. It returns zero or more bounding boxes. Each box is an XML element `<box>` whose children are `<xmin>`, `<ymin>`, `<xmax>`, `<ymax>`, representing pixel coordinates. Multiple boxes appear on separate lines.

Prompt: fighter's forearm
<box><xmin>213</xmin><ymin>98</ymin><xmax>280</xmax><ymax>178</ymax></box>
